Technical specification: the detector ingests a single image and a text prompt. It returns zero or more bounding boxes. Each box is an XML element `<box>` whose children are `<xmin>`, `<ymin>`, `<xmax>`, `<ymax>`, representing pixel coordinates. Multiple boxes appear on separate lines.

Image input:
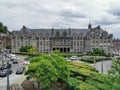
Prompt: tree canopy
<box><xmin>0</xmin><ymin>22</ymin><xmax>8</xmax><ymax>33</ymax></box>
<box><xmin>25</xmin><ymin>54</ymin><xmax>70</xmax><ymax>89</ymax></box>
<box><xmin>92</xmin><ymin>48</ymin><xmax>106</xmax><ymax>56</ymax></box>
<box><xmin>19</xmin><ymin>46</ymin><xmax>32</xmax><ymax>52</ymax></box>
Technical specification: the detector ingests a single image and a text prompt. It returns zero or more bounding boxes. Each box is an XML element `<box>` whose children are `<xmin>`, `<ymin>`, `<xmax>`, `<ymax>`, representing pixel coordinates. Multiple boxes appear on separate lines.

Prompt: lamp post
<box><xmin>1</xmin><ymin>51</ymin><xmax>4</xmax><ymax>66</ymax></box>
<box><xmin>4</xmin><ymin>53</ymin><xmax>10</xmax><ymax>90</ymax></box>
<box><xmin>100</xmin><ymin>52</ymin><xmax>104</xmax><ymax>73</ymax></box>
<box><xmin>7</xmin><ymin>62</ymin><xmax>10</xmax><ymax>90</ymax></box>
<box><xmin>101</xmin><ymin>59</ymin><xmax>103</xmax><ymax>73</ymax></box>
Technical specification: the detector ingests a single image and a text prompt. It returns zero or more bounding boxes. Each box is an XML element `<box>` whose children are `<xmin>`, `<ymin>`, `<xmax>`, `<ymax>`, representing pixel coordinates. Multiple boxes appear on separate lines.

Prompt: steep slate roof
<box><xmin>29</xmin><ymin>29</ymin><xmax>51</xmax><ymax>35</ymax></box>
<box><xmin>18</xmin><ymin>25</ymin><xmax>110</xmax><ymax>37</ymax></box>
<box><xmin>71</xmin><ymin>29</ymin><xmax>89</xmax><ymax>37</ymax></box>
<box><xmin>19</xmin><ymin>26</ymin><xmax>90</xmax><ymax>37</ymax></box>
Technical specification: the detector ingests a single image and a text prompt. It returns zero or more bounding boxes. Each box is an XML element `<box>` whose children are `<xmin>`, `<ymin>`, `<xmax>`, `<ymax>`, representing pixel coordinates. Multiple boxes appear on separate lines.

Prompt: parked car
<box><xmin>13</xmin><ymin>60</ymin><xmax>18</xmax><ymax>64</ymax></box>
<box><xmin>0</xmin><ymin>69</ymin><xmax>13</xmax><ymax>77</ymax></box>
<box><xmin>16</xmin><ymin>66</ymin><xmax>25</xmax><ymax>74</ymax></box>
<box><xmin>71</xmin><ymin>56</ymin><xmax>79</xmax><ymax>61</ymax></box>
<box><xmin>8</xmin><ymin>54</ymin><xmax>17</xmax><ymax>61</ymax></box>
<box><xmin>0</xmin><ymin>63</ymin><xmax>11</xmax><ymax>70</ymax></box>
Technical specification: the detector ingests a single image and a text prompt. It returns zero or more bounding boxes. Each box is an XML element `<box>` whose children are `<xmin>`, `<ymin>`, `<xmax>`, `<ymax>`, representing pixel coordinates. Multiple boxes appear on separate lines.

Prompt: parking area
<box><xmin>0</xmin><ymin>55</ymin><xmax>27</xmax><ymax>90</ymax></box>
<box><xmin>1</xmin><ymin>55</ymin><xmax>26</xmax><ymax>75</ymax></box>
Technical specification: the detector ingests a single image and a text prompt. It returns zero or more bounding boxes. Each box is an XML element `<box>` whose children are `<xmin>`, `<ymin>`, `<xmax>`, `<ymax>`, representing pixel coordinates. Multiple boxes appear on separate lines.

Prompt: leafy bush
<box><xmin>59</xmin><ymin>53</ymin><xmax>83</xmax><ymax>57</ymax></box>
<box><xmin>80</xmin><ymin>81</ymin><xmax>96</xmax><ymax>90</ymax></box>
<box><xmin>81</xmin><ymin>57</ymin><xmax>111</xmax><ymax>63</ymax></box>
<box><xmin>20</xmin><ymin>46</ymin><xmax>32</xmax><ymax>52</ymax></box>
<box><xmin>24</xmin><ymin>56</ymin><xmax>31</xmax><ymax>61</ymax></box>
<box><xmin>66</xmin><ymin>78</ymin><xmax>80</xmax><ymax>90</ymax></box>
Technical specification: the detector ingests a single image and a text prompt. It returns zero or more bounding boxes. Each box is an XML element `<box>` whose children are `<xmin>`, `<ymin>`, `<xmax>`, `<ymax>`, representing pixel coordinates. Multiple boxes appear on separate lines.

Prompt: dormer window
<box><xmin>62</xmin><ymin>31</ymin><xmax>67</xmax><ymax>37</ymax></box>
<box><xmin>56</xmin><ymin>31</ymin><xmax>60</xmax><ymax>37</ymax></box>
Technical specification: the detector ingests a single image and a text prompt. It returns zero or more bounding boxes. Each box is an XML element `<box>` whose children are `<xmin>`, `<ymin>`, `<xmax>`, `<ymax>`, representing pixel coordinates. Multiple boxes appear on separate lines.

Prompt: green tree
<box><xmin>0</xmin><ymin>22</ymin><xmax>8</xmax><ymax>33</ymax></box>
<box><xmin>29</xmin><ymin>46</ymin><xmax>37</xmax><ymax>54</ymax></box>
<box><xmin>92</xmin><ymin>48</ymin><xmax>106</xmax><ymax>56</ymax></box>
<box><xmin>19</xmin><ymin>46</ymin><xmax>32</xmax><ymax>52</ymax></box>
<box><xmin>53</xmin><ymin>50</ymin><xmax>60</xmax><ymax>54</ymax></box>
<box><xmin>25</xmin><ymin>54</ymin><xmax>70</xmax><ymax>89</ymax></box>
<box><xmin>108</xmin><ymin>60</ymin><xmax>120</xmax><ymax>75</ymax></box>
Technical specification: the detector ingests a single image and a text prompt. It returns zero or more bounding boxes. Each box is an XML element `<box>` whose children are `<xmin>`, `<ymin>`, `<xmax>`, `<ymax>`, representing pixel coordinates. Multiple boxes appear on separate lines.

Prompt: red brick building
<box><xmin>113</xmin><ymin>39</ymin><xmax>120</xmax><ymax>55</ymax></box>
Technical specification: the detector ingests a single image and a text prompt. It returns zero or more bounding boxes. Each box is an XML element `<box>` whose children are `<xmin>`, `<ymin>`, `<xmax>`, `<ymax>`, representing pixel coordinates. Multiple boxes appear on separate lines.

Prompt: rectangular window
<box><xmin>77</xmin><ymin>42</ymin><xmax>79</xmax><ymax>47</ymax></box>
<box><xmin>40</xmin><ymin>41</ymin><xmax>42</xmax><ymax>46</ymax></box>
<box><xmin>74</xmin><ymin>41</ymin><xmax>76</xmax><ymax>46</ymax></box>
<box><xmin>96</xmin><ymin>41</ymin><xmax>99</xmax><ymax>43</ymax></box>
<box><xmin>25</xmin><ymin>41</ymin><xmax>27</xmax><ymax>45</ymax></box>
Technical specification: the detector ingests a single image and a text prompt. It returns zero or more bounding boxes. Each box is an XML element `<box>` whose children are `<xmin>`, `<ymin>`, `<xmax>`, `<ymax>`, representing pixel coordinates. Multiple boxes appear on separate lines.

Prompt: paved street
<box><xmin>93</xmin><ymin>60</ymin><xmax>112</xmax><ymax>74</ymax></box>
<box><xmin>0</xmin><ymin>55</ymin><xmax>27</xmax><ymax>90</ymax></box>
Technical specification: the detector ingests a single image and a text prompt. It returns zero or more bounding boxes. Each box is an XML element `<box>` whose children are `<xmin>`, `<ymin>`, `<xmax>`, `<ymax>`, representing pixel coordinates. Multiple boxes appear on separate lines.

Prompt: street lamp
<box><xmin>101</xmin><ymin>59</ymin><xmax>103</xmax><ymax>73</ymax></box>
<box><xmin>100</xmin><ymin>52</ymin><xmax>104</xmax><ymax>73</ymax></box>
<box><xmin>7</xmin><ymin>62</ymin><xmax>10</xmax><ymax>90</ymax></box>
<box><xmin>4</xmin><ymin>53</ymin><xmax>10</xmax><ymax>90</ymax></box>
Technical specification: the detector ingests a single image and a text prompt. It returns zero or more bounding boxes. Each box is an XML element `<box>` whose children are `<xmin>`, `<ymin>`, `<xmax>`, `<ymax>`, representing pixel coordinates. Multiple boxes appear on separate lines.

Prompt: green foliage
<box><xmin>87</xmin><ymin>75</ymin><xmax>120</xmax><ymax>90</ymax></box>
<box><xmin>25</xmin><ymin>54</ymin><xmax>120</xmax><ymax>90</ymax></box>
<box><xmin>50</xmin><ymin>54</ymin><xmax>70</xmax><ymax>82</ymax></box>
<box><xmin>66</xmin><ymin>61</ymin><xmax>120</xmax><ymax>90</ymax></box>
<box><xmin>68</xmin><ymin>61</ymin><xmax>98</xmax><ymax>72</ymax></box>
<box><xmin>53</xmin><ymin>50</ymin><xmax>60</xmax><ymax>54</ymax></box>
<box><xmin>64</xmin><ymin>61</ymin><xmax>99</xmax><ymax>90</ymax></box>
<box><xmin>59</xmin><ymin>53</ymin><xmax>83</xmax><ymax>57</ymax></box>
<box><xmin>24</xmin><ymin>56</ymin><xmax>31</xmax><ymax>61</ymax></box>
<box><xmin>108</xmin><ymin>60</ymin><xmax>120</xmax><ymax>75</ymax></box>
<box><xmin>29</xmin><ymin>46</ymin><xmax>38</xmax><ymax>54</ymax></box>
<box><xmin>19</xmin><ymin>46</ymin><xmax>32</xmax><ymax>52</ymax></box>
<box><xmin>15</xmin><ymin>52</ymin><xmax>41</xmax><ymax>56</ymax></box>
<box><xmin>66</xmin><ymin>77</ymin><xmax>80</xmax><ymax>90</ymax></box>
<box><xmin>0</xmin><ymin>22</ymin><xmax>8</xmax><ymax>33</ymax></box>
<box><xmin>81</xmin><ymin>56</ymin><xmax>111</xmax><ymax>63</ymax></box>
<box><xmin>80</xmin><ymin>81</ymin><xmax>96</xmax><ymax>90</ymax></box>
<box><xmin>92</xmin><ymin>48</ymin><xmax>106</xmax><ymax>56</ymax></box>
<box><xmin>26</xmin><ymin>54</ymin><xmax>70</xmax><ymax>89</ymax></box>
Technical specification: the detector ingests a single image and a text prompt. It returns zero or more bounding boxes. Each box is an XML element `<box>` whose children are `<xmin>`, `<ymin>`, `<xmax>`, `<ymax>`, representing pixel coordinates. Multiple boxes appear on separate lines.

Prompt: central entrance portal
<box><xmin>53</xmin><ymin>47</ymin><xmax>70</xmax><ymax>53</ymax></box>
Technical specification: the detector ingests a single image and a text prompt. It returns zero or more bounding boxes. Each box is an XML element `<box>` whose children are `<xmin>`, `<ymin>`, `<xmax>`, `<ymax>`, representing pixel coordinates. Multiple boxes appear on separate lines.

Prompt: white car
<box><xmin>71</xmin><ymin>56</ymin><xmax>79</xmax><ymax>60</ymax></box>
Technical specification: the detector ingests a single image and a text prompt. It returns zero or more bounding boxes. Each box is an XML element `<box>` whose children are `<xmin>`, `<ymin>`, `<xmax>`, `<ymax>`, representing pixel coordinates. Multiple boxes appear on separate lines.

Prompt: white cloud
<box><xmin>0</xmin><ymin>0</ymin><xmax>120</xmax><ymax>38</ymax></box>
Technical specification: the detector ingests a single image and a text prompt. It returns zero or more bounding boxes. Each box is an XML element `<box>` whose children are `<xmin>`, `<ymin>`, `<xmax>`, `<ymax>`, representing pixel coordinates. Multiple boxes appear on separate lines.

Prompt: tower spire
<box><xmin>88</xmin><ymin>22</ymin><xmax>92</xmax><ymax>29</ymax></box>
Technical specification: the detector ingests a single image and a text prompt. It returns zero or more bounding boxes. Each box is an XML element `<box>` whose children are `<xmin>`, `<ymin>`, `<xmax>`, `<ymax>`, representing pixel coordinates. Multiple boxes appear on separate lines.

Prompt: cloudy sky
<box><xmin>0</xmin><ymin>0</ymin><xmax>120</xmax><ymax>38</ymax></box>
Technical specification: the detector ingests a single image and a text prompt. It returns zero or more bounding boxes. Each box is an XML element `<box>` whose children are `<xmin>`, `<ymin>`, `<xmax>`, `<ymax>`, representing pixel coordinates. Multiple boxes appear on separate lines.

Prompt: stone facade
<box><xmin>11</xmin><ymin>24</ymin><xmax>113</xmax><ymax>54</ymax></box>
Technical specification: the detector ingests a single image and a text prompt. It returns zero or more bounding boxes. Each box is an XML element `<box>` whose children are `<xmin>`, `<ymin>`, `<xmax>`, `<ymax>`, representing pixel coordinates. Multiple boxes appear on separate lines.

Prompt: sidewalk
<box><xmin>0</xmin><ymin>74</ymin><xmax>26</xmax><ymax>90</ymax></box>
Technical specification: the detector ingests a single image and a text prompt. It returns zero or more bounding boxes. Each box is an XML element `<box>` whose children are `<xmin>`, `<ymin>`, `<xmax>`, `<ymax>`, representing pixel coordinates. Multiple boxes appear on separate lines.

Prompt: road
<box><xmin>0</xmin><ymin>55</ymin><xmax>27</xmax><ymax>90</ymax></box>
<box><xmin>93</xmin><ymin>60</ymin><xmax>112</xmax><ymax>74</ymax></box>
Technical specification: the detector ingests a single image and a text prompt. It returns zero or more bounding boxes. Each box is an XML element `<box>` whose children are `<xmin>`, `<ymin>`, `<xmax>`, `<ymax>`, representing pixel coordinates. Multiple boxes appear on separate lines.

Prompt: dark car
<box><xmin>0</xmin><ymin>63</ymin><xmax>11</xmax><ymax>70</ymax></box>
<box><xmin>16</xmin><ymin>66</ymin><xmax>25</xmax><ymax>74</ymax></box>
<box><xmin>0</xmin><ymin>69</ymin><xmax>13</xmax><ymax>77</ymax></box>
<box><xmin>13</xmin><ymin>60</ymin><xmax>18</xmax><ymax>64</ymax></box>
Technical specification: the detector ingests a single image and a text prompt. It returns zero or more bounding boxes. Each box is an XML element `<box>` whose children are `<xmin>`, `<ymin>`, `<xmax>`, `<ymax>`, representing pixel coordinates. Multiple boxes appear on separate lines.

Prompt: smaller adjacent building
<box><xmin>113</xmin><ymin>39</ymin><xmax>120</xmax><ymax>55</ymax></box>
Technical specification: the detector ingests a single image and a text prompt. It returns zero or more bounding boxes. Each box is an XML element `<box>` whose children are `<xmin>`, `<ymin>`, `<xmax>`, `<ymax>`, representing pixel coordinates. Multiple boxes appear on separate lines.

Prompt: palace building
<box><xmin>11</xmin><ymin>23</ymin><xmax>113</xmax><ymax>54</ymax></box>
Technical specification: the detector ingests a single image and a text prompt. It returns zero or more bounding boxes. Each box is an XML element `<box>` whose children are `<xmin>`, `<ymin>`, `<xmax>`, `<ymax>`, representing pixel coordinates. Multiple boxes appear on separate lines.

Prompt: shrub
<box><xmin>66</xmin><ymin>78</ymin><xmax>80</xmax><ymax>90</ymax></box>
